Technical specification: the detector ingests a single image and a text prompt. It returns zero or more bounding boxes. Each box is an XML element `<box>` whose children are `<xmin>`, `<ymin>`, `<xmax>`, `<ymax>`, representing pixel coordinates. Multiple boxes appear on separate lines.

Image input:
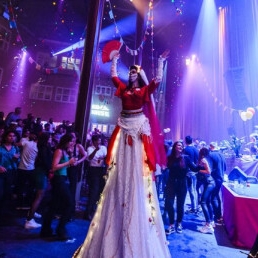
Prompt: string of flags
<box><xmin>3</xmin><ymin>1</ymin><xmax>81</xmax><ymax>77</ymax></box>
<box><xmin>197</xmin><ymin>61</ymin><xmax>257</xmax><ymax>122</ymax></box>
<box><xmin>27</xmin><ymin>56</ymin><xmax>79</xmax><ymax>76</ymax></box>
<box><xmin>106</xmin><ymin>0</ymin><xmax>154</xmax><ymax>56</ymax></box>
<box><xmin>28</xmin><ymin>57</ymin><xmax>61</xmax><ymax>74</ymax></box>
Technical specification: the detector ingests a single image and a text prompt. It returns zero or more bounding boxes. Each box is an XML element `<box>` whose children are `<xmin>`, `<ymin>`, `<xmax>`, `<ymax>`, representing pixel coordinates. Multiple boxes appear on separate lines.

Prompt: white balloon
<box><xmin>240</xmin><ymin>112</ymin><xmax>247</xmax><ymax>121</ymax></box>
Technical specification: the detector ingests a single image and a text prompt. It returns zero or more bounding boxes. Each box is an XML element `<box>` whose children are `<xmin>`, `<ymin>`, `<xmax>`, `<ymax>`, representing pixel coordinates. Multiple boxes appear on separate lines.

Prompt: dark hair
<box><xmin>167</xmin><ymin>140</ymin><xmax>185</xmax><ymax>167</ymax></box>
<box><xmin>72</xmin><ymin>131</ymin><xmax>82</xmax><ymax>144</ymax></box>
<box><xmin>129</xmin><ymin>65</ymin><xmax>138</xmax><ymax>71</ymax></box>
<box><xmin>44</xmin><ymin>123</ymin><xmax>50</xmax><ymax>129</ymax></box>
<box><xmin>128</xmin><ymin>65</ymin><xmax>146</xmax><ymax>89</ymax></box>
<box><xmin>1</xmin><ymin>130</ymin><xmax>17</xmax><ymax>144</ymax></box>
<box><xmin>37</xmin><ymin>132</ymin><xmax>50</xmax><ymax>148</ymax></box>
<box><xmin>185</xmin><ymin>135</ymin><xmax>193</xmax><ymax>144</ymax></box>
<box><xmin>198</xmin><ymin>147</ymin><xmax>210</xmax><ymax>163</ymax></box>
<box><xmin>91</xmin><ymin>134</ymin><xmax>100</xmax><ymax>142</ymax></box>
<box><xmin>57</xmin><ymin>133</ymin><xmax>73</xmax><ymax>150</ymax></box>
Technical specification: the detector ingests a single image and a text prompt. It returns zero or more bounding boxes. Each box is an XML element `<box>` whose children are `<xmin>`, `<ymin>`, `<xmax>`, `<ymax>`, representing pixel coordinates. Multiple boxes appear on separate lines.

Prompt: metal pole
<box><xmin>74</xmin><ymin>0</ymin><xmax>105</xmax><ymax>147</ymax></box>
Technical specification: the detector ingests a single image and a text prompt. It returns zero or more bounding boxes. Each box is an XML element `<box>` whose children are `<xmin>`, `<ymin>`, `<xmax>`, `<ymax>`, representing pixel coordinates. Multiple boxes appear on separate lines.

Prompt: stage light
<box><xmin>21</xmin><ymin>46</ymin><xmax>27</xmax><ymax>52</ymax></box>
<box><xmin>192</xmin><ymin>54</ymin><xmax>196</xmax><ymax>61</ymax></box>
<box><xmin>176</xmin><ymin>8</ymin><xmax>182</xmax><ymax>15</ymax></box>
<box><xmin>185</xmin><ymin>58</ymin><xmax>191</xmax><ymax>66</ymax></box>
<box><xmin>52</xmin><ymin>39</ymin><xmax>85</xmax><ymax>56</ymax></box>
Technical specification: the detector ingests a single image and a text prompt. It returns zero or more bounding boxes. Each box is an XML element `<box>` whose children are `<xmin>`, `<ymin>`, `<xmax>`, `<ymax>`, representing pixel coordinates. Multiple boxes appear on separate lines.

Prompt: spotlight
<box><xmin>21</xmin><ymin>46</ymin><xmax>27</xmax><ymax>52</ymax></box>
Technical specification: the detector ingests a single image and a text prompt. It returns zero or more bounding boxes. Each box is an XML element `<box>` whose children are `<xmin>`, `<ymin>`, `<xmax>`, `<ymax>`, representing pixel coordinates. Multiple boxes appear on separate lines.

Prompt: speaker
<box><xmin>228</xmin><ymin>166</ymin><xmax>258</xmax><ymax>184</ymax></box>
<box><xmin>228</xmin><ymin>167</ymin><xmax>248</xmax><ymax>181</ymax></box>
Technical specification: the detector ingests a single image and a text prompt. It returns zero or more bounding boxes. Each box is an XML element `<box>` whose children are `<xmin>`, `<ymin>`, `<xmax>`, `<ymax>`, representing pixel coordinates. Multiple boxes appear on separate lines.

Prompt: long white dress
<box><xmin>74</xmin><ymin>112</ymin><xmax>171</xmax><ymax>258</ymax></box>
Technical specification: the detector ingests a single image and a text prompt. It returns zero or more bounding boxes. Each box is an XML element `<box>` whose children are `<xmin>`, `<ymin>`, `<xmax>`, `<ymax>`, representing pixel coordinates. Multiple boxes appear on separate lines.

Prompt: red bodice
<box><xmin>112</xmin><ymin>77</ymin><xmax>157</xmax><ymax>110</ymax></box>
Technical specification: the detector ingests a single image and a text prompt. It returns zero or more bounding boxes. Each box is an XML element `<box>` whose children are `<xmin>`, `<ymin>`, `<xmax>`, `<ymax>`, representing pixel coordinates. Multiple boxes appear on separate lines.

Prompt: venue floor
<box><xmin>0</xmin><ymin>186</ymin><xmax>250</xmax><ymax>258</ymax></box>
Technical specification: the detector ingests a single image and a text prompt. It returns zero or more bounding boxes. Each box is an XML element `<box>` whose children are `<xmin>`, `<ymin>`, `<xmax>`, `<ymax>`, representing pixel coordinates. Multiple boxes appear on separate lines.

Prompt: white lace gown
<box><xmin>74</xmin><ymin>114</ymin><xmax>171</xmax><ymax>258</ymax></box>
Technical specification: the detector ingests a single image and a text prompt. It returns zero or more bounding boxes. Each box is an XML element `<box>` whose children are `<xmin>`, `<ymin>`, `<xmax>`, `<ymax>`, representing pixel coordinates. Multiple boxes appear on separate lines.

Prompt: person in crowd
<box><xmin>61</xmin><ymin>120</ymin><xmax>72</xmax><ymax>134</ymax></box>
<box><xmin>0</xmin><ymin>130</ymin><xmax>20</xmax><ymax>220</ymax></box>
<box><xmin>33</xmin><ymin>118</ymin><xmax>43</xmax><ymax>136</ymax></box>
<box><xmin>209</xmin><ymin>142</ymin><xmax>226</xmax><ymax>225</ymax></box>
<box><xmin>19</xmin><ymin>129</ymin><xmax>30</xmax><ymax>144</ymax></box>
<box><xmin>4</xmin><ymin>107</ymin><xmax>22</xmax><ymax>128</ymax></box>
<box><xmin>73</xmin><ymin>51</ymin><xmax>171</xmax><ymax>258</ymax></box>
<box><xmin>53</xmin><ymin>126</ymin><xmax>65</xmax><ymax>143</ymax></box>
<box><xmin>23</xmin><ymin>113</ymin><xmax>35</xmax><ymax>133</ymax></box>
<box><xmin>16</xmin><ymin>134</ymin><xmax>38</xmax><ymax>210</ymax></box>
<box><xmin>195</xmin><ymin>139</ymin><xmax>207</xmax><ymax>208</ymax></box>
<box><xmin>92</xmin><ymin>127</ymin><xmax>102</xmax><ymax>136</ymax></box>
<box><xmin>198</xmin><ymin>147</ymin><xmax>215</xmax><ymax>234</ymax></box>
<box><xmin>67</xmin><ymin>132</ymin><xmax>87</xmax><ymax>220</ymax></box>
<box><xmin>160</xmin><ymin>140</ymin><xmax>173</xmax><ymax>223</ymax></box>
<box><xmin>165</xmin><ymin>140</ymin><xmax>200</xmax><ymax>235</ymax></box>
<box><xmin>25</xmin><ymin>132</ymin><xmax>53</xmax><ymax>229</ymax></box>
<box><xmin>156</xmin><ymin>140</ymin><xmax>172</xmax><ymax>201</ymax></box>
<box><xmin>101</xmin><ymin>137</ymin><xmax>109</xmax><ymax>148</ymax></box>
<box><xmin>184</xmin><ymin>135</ymin><xmax>199</xmax><ymax>215</ymax></box>
<box><xmin>40</xmin><ymin>133</ymin><xmax>77</xmax><ymax>241</ymax></box>
<box><xmin>43</xmin><ymin>123</ymin><xmax>51</xmax><ymax>135</ymax></box>
<box><xmin>197</xmin><ymin>140</ymin><xmax>207</xmax><ymax>150</ymax></box>
<box><xmin>85</xmin><ymin>134</ymin><xmax>107</xmax><ymax>221</ymax></box>
<box><xmin>0</xmin><ymin>112</ymin><xmax>5</xmax><ymax>129</ymax></box>
<box><xmin>0</xmin><ymin>126</ymin><xmax>5</xmax><ymax>145</ymax></box>
<box><xmin>155</xmin><ymin>163</ymin><xmax>163</xmax><ymax>199</ymax></box>
<box><xmin>15</xmin><ymin>119</ymin><xmax>24</xmax><ymax>141</ymax></box>
<box><xmin>245</xmin><ymin>133</ymin><xmax>258</xmax><ymax>156</ymax></box>
<box><xmin>48</xmin><ymin>118</ymin><xmax>56</xmax><ymax>133</ymax></box>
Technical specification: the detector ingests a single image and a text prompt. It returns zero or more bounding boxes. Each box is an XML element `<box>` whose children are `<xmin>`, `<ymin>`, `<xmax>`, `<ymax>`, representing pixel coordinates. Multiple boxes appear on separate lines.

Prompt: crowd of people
<box><xmin>0</xmin><ymin>108</ymin><xmax>109</xmax><ymax>243</ymax></box>
<box><xmin>0</xmin><ymin>49</ymin><xmax>228</xmax><ymax>256</ymax></box>
<box><xmin>0</xmin><ymin>110</ymin><xmax>228</xmax><ymax>248</ymax></box>
<box><xmin>160</xmin><ymin>136</ymin><xmax>226</xmax><ymax>235</ymax></box>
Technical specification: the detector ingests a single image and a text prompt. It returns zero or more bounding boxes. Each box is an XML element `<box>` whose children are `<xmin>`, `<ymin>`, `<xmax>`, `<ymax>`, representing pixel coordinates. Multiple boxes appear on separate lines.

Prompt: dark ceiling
<box><xmin>0</xmin><ymin>0</ymin><xmax>205</xmax><ymax>50</ymax></box>
<box><xmin>0</xmin><ymin>0</ymin><xmax>227</xmax><ymax>60</ymax></box>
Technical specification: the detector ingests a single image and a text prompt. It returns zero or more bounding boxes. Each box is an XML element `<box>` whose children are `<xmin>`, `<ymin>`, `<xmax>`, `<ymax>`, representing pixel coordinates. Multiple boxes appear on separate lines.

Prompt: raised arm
<box><xmin>154</xmin><ymin>50</ymin><xmax>170</xmax><ymax>83</ymax></box>
<box><xmin>111</xmin><ymin>53</ymin><xmax>119</xmax><ymax>78</ymax></box>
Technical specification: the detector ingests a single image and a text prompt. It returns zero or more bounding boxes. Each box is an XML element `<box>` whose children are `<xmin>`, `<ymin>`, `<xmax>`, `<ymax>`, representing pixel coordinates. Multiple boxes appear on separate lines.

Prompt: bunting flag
<box><xmin>28</xmin><ymin>57</ymin><xmax>34</xmax><ymax>64</ymax></box>
<box><xmin>106</xmin><ymin>0</ymin><xmax>154</xmax><ymax>56</ymax></box>
<box><xmin>27</xmin><ymin>56</ymin><xmax>78</xmax><ymax>76</ymax></box>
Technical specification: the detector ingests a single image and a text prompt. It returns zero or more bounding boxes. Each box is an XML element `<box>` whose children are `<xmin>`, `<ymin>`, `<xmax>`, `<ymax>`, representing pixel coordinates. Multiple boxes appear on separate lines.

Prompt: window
<box><xmin>55</xmin><ymin>87</ymin><xmax>77</xmax><ymax>103</ymax></box>
<box><xmin>90</xmin><ymin>123</ymin><xmax>110</xmax><ymax>134</ymax></box>
<box><xmin>94</xmin><ymin>85</ymin><xmax>113</xmax><ymax>97</ymax></box>
<box><xmin>29</xmin><ymin>83</ymin><xmax>53</xmax><ymax>101</ymax></box>
<box><xmin>61</xmin><ymin>56</ymin><xmax>81</xmax><ymax>70</ymax></box>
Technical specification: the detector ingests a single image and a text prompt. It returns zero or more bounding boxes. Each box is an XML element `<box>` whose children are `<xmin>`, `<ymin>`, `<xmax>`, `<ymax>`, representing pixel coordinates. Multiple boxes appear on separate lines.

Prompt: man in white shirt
<box><xmin>86</xmin><ymin>134</ymin><xmax>107</xmax><ymax>220</ymax></box>
<box><xmin>16</xmin><ymin>134</ymin><xmax>38</xmax><ymax>209</ymax></box>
